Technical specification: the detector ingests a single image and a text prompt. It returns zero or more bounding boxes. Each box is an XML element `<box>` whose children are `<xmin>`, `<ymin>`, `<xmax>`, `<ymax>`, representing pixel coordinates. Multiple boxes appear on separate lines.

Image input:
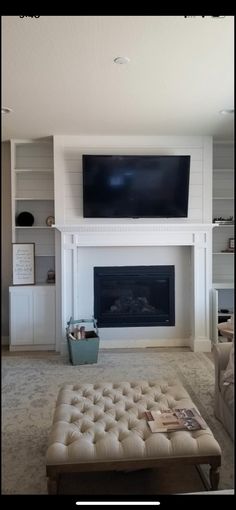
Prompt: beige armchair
<box><xmin>213</xmin><ymin>342</ymin><xmax>234</xmax><ymax>440</ymax></box>
<box><xmin>217</xmin><ymin>314</ymin><xmax>234</xmax><ymax>342</ymax></box>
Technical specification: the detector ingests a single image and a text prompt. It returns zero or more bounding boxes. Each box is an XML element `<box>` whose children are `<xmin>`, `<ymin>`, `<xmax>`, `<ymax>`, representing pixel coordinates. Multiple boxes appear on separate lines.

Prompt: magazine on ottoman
<box><xmin>145</xmin><ymin>408</ymin><xmax>207</xmax><ymax>433</ymax></box>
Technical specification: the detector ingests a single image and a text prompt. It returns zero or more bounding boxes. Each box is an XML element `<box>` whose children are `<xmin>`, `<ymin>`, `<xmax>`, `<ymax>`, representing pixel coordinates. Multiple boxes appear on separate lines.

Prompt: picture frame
<box><xmin>12</xmin><ymin>243</ymin><xmax>35</xmax><ymax>285</ymax></box>
<box><xmin>228</xmin><ymin>238</ymin><xmax>234</xmax><ymax>250</ymax></box>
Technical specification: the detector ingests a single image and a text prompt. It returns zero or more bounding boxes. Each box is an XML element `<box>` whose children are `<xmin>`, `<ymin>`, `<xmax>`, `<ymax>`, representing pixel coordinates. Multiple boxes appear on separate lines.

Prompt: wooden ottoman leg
<box><xmin>47</xmin><ymin>474</ymin><xmax>59</xmax><ymax>495</ymax></box>
<box><xmin>209</xmin><ymin>463</ymin><xmax>220</xmax><ymax>490</ymax></box>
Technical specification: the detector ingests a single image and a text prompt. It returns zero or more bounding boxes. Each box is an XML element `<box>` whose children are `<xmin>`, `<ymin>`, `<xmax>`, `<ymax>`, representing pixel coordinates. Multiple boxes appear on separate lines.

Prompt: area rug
<box><xmin>2</xmin><ymin>350</ymin><xmax>234</xmax><ymax>494</ymax></box>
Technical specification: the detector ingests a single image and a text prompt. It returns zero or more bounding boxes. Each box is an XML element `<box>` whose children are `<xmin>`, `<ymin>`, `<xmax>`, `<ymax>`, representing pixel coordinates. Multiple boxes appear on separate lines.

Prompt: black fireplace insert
<box><xmin>94</xmin><ymin>265</ymin><xmax>175</xmax><ymax>328</ymax></box>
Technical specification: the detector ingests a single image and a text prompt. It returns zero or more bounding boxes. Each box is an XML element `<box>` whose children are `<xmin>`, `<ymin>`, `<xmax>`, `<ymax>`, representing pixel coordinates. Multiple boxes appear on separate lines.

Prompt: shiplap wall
<box><xmin>54</xmin><ymin>136</ymin><xmax>212</xmax><ymax>225</ymax></box>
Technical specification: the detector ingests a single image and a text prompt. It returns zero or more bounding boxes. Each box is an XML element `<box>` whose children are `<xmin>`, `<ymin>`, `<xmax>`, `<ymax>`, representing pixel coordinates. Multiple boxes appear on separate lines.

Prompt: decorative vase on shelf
<box><xmin>16</xmin><ymin>211</ymin><xmax>34</xmax><ymax>226</ymax></box>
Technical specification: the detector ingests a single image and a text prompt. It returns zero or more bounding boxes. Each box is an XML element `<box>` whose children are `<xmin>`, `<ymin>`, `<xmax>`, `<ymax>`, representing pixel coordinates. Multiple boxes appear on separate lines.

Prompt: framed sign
<box><xmin>12</xmin><ymin>243</ymin><xmax>35</xmax><ymax>285</ymax></box>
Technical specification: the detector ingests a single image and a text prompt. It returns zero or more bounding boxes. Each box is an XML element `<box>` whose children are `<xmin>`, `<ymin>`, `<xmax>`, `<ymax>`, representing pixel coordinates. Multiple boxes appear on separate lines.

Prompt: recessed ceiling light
<box><xmin>219</xmin><ymin>109</ymin><xmax>234</xmax><ymax>115</ymax></box>
<box><xmin>113</xmin><ymin>56</ymin><xmax>130</xmax><ymax>65</ymax></box>
<box><xmin>2</xmin><ymin>107</ymin><xmax>12</xmax><ymax>114</ymax></box>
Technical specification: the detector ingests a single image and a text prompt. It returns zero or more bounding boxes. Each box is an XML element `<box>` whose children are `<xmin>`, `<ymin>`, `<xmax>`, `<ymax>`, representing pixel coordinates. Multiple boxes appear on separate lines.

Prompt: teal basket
<box><xmin>66</xmin><ymin>317</ymin><xmax>99</xmax><ymax>365</ymax></box>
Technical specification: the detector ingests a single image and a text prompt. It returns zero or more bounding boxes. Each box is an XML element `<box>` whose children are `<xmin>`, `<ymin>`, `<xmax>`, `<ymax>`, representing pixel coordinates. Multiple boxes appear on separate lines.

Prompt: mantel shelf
<box><xmin>54</xmin><ymin>222</ymin><xmax>215</xmax><ymax>234</ymax></box>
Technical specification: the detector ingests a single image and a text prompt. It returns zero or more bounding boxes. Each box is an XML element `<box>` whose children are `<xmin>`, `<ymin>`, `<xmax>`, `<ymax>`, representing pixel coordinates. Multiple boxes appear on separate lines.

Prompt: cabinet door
<box><xmin>10</xmin><ymin>289</ymin><xmax>33</xmax><ymax>345</ymax></box>
<box><xmin>33</xmin><ymin>287</ymin><xmax>55</xmax><ymax>344</ymax></box>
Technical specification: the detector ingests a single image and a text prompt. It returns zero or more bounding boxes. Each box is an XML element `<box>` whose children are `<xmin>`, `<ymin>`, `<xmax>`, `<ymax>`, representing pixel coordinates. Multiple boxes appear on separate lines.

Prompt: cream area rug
<box><xmin>2</xmin><ymin>349</ymin><xmax>234</xmax><ymax>494</ymax></box>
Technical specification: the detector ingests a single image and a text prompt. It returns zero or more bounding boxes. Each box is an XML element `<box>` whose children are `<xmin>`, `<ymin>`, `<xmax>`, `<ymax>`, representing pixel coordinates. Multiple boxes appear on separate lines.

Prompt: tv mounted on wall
<box><xmin>82</xmin><ymin>155</ymin><xmax>191</xmax><ymax>218</ymax></box>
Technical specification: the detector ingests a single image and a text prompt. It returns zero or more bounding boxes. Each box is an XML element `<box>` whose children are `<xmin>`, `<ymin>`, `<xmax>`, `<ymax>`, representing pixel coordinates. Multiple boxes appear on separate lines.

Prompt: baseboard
<box><xmin>9</xmin><ymin>344</ymin><xmax>56</xmax><ymax>351</ymax></box>
<box><xmin>190</xmin><ymin>338</ymin><xmax>212</xmax><ymax>352</ymax></box>
<box><xmin>60</xmin><ymin>338</ymin><xmax>190</xmax><ymax>355</ymax></box>
<box><xmin>99</xmin><ymin>338</ymin><xmax>189</xmax><ymax>349</ymax></box>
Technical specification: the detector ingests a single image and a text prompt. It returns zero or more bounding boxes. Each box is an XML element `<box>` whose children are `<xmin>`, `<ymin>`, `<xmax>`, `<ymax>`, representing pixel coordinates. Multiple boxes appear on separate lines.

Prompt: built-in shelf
<box><xmin>15</xmin><ymin>197</ymin><xmax>54</xmax><ymax>201</ymax></box>
<box><xmin>212</xmin><ymin>142</ymin><xmax>234</xmax><ymax>299</ymax></box>
<box><xmin>213</xmin><ymin>224</ymin><xmax>234</xmax><ymax>228</ymax></box>
<box><xmin>212</xmin><ymin>282</ymin><xmax>234</xmax><ymax>289</ymax></box>
<box><xmin>213</xmin><ymin>197</ymin><xmax>234</xmax><ymax>200</ymax></box>
<box><xmin>15</xmin><ymin>168</ymin><xmax>53</xmax><ymax>173</ymax></box>
<box><xmin>15</xmin><ymin>226</ymin><xmax>55</xmax><ymax>229</ymax></box>
<box><xmin>217</xmin><ymin>312</ymin><xmax>233</xmax><ymax>316</ymax></box>
<box><xmin>10</xmin><ymin>138</ymin><xmax>56</xmax><ymax>350</ymax></box>
<box><xmin>11</xmin><ymin>138</ymin><xmax>55</xmax><ymax>283</ymax></box>
<box><xmin>212</xmin><ymin>143</ymin><xmax>234</xmax><ymax>344</ymax></box>
<box><xmin>213</xmin><ymin>168</ymin><xmax>234</xmax><ymax>173</ymax></box>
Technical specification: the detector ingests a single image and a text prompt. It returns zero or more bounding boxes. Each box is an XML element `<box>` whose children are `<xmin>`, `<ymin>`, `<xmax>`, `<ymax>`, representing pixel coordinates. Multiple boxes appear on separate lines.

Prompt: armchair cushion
<box><xmin>213</xmin><ymin>341</ymin><xmax>234</xmax><ymax>440</ymax></box>
<box><xmin>223</xmin><ymin>339</ymin><xmax>234</xmax><ymax>385</ymax></box>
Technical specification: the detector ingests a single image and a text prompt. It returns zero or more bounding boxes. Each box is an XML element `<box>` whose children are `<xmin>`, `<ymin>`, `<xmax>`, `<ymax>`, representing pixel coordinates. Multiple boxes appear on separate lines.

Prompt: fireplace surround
<box><xmin>56</xmin><ymin>222</ymin><xmax>213</xmax><ymax>352</ymax></box>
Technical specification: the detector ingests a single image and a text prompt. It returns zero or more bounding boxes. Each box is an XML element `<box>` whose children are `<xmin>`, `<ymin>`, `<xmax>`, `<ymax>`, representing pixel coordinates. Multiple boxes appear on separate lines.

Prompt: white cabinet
<box><xmin>10</xmin><ymin>139</ymin><xmax>55</xmax><ymax>284</ymax></box>
<box><xmin>9</xmin><ymin>286</ymin><xmax>55</xmax><ymax>349</ymax></box>
<box><xmin>10</xmin><ymin>288</ymin><xmax>33</xmax><ymax>345</ymax></box>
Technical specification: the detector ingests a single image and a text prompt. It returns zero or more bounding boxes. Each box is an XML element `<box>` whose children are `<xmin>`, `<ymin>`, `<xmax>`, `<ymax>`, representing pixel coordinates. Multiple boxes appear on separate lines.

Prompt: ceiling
<box><xmin>2</xmin><ymin>15</ymin><xmax>234</xmax><ymax>142</ymax></box>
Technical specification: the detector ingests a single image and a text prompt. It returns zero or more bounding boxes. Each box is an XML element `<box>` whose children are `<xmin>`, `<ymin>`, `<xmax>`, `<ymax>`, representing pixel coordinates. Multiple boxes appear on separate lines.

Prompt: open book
<box><xmin>145</xmin><ymin>408</ymin><xmax>207</xmax><ymax>433</ymax></box>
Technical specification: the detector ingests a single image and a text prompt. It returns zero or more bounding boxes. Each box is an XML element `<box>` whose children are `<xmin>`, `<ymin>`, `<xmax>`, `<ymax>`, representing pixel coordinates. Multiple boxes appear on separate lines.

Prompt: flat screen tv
<box><xmin>82</xmin><ymin>155</ymin><xmax>190</xmax><ymax>218</ymax></box>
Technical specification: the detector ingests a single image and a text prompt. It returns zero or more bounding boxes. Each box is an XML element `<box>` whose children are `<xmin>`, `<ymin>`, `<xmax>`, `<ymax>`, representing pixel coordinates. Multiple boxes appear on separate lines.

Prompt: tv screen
<box><xmin>82</xmin><ymin>155</ymin><xmax>190</xmax><ymax>218</ymax></box>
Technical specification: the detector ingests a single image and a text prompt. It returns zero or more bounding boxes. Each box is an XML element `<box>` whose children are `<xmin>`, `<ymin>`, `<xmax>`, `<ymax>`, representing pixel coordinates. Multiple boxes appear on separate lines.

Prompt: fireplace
<box><xmin>94</xmin><ymin>266</ymin><xmax>175</xmax><ymax>328</ymax></box>
<box><xmin>56</xmin><ymin>222</ymin><xmax>212</xmax><ymax>351</ymax></box>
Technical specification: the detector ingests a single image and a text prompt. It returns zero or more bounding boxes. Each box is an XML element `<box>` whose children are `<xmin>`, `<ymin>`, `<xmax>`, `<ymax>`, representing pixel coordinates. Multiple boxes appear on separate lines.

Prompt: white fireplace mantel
<box><xmin>56</xmin><ymin>222</ymin><xmax>213</xmax><ymax>353</ymax></box>
<box><xmin>55</xmin><ymin>222</ymin><xmax>213</xmax><ymax>247</ymax></box>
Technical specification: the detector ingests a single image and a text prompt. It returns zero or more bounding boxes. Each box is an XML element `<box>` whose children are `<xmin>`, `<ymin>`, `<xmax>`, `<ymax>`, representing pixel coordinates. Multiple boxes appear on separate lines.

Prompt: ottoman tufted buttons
<box><xmin>102</xmin><ymin>389</ymin><xmax>111</xmax><ymax>397</ymax></box>
<box><xmin>160</xmin><ymin>384</ymin><xmax>169</xmax><ymax>393</ymax></box>
<box><xmin>70</xmin><ymin>415</ymin><xmax>79</xmax><ymax>423</ymax></box>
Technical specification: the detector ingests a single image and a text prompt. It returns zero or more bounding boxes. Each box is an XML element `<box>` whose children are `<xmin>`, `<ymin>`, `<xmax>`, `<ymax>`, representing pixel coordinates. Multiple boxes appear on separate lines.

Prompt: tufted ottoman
<box><xmin>46</xmin><ymin>379</ymin><xmax>221</xmax><ymax>494</ymax></box>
